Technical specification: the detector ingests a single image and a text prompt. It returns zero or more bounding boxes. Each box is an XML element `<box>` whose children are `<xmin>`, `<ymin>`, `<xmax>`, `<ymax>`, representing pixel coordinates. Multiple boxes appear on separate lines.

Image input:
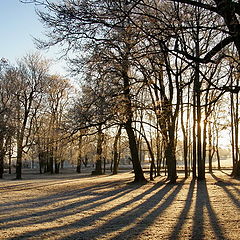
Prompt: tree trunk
<box><xmin>92</xmin><ymin>125</ymin><xmax>104</xmax><ymax>175</ymax></box>
<box><xmin>122</xmin><ymin>48</ymin><xmax>146</xmax><ymax>182</ymax></box>
<box><xmin>0</xmin><ymin>136</ymin><xmax>4</xmax><ymax>179</ymax></box>
<box><xmin>215</xmin><ymin>126</ymin><xmax>221</xmax><ymax>170</ymax></box>
<box><xmin>165</xmin><ymin>126</ymin><xmax>177</xmax><ymax>183</ymax></box>
<box><xmin>0</xmin><ymin>153</ymin><xmax>4</xmax><ymax>179</ymax></box>
<box><xmin>16</xmin><ymin>117</ymin><xmax>27</xmax><ymax>179</ymax></box>
<box><xmin>232</xmin><ymin>88</ymin><xmax>239</xmax><ymax>177</ymax></box>
<box><xmin>103</xmin><ymin>157</ymin><xmax>106</xmax><ymax>174</ymax></box>
<box><xmin>55</xmin><ymin>161</ymin><xmax>60</xmax><ymax>174</ymax></box>
<box><xmin>202</xmin><ymin>119</ymin><xmax>207</xmax><ymax>171</ymax></box>
<box><xmin>195</xmin><ymin>45</ymin><xmax>204</xmax><ymax>180</ymax></box>
<box><xmin>196</xmin><ymin>81</ymin><xmax>204</xmax><ymax>180</ymax></box>
<box><xmin>216</xmin><ymin>147</ymin><xmax>221</xmax><ymax>170</ymax></box>
<box><xmin>54</xmin><ymin>146</ymin><xmax>59</xmax><ymax>174</ymax></box>
<box><xmin>113</xmin><ymin>125</ymin><xmax>122</xmax><ymax>175</ymax></box>
<box><xmin>125</xmin><ymin>120</ymin><xmax>146</xmax><ymax>182</ymax></box>
<box><xmin>180</xmin><ymin>89</ymin><xmax>189</xmax><ymax>178</ymax></box>
<box><xmin>77</xmin><ymin>135</ymin><xmax>82</xmax><ymax>173</ymax></box>
<box><xmin>49</xmin><ymin>151</ymin><xmax>54</xmax><ymax>174</ymax></box>
<box><xmin>16</xmin><ymin>137</ymin><xmax>23</xmax><ymax>179</ymax></box>
<box><xmin>192</xmin><ymin>97</ymin><xmax>197</xmax><ymax>179</ymax></box>
<box><xmin>208</xmin><ymin>121</ymin><xmax>213</xmax><ymax>173</ymax></box>
<box><xmin>61</xmin><ymin>160</ymin><xmax>64</xmax><ymax>169</ymax></box>
<box><xmin>8</xmin><ymin>152</ymin><xmax>12</xmax><ymax>174</ymax></box>
<box><xmin>156</xmin><ymin>129</ymin><xmax>162</xmax><ymax>176</ymax></box>
<box><xmin>138</xmin><ymin>124</ymin><xmax>156</xmax><ymax>181</ymax></box>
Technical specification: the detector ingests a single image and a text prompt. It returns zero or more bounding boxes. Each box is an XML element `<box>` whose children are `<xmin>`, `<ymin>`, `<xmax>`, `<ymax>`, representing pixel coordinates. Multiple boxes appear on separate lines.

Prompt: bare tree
<box><xmin>0</xmin><ymin>59</ymin><xmax>16</xmax><ymax>178</ymax></box>
<box><xmin>11</xmin><ymin>53</ymin><xmax>49</xmax><ymax>179</ymax></box>
<box><xmin>32</xmin><ymin>0</ymin><xmax>147</xmax><ymax>182</ymax></box>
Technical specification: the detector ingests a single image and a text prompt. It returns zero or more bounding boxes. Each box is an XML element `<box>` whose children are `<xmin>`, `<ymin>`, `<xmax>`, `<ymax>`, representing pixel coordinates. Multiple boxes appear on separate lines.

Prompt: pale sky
<box><xmin>0</xmin><ymin>0</ymin><xmax>67</xmax><ymax>75</ymax></box>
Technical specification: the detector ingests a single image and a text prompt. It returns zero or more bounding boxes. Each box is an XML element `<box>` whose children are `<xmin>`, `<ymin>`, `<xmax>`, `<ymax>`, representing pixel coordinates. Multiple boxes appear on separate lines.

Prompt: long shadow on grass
<box><xmin>0</xmin><ymin>178</ymin><xmax>127</xmax><ymax>211</ymax></box>
<box><xmin>211</xmin><ymin>172</ymin><xmax>240</xmax><ymax>209</ymax></box>
<box><xmin>104</xmin><ymin>180</ymin><xmax>186</xmax><ymax>240</ymax></box>
<box><xmin>168</xmin><ymin>179</ymin><xmax>196</xmax><ymax>240</ymax></box>
<box><xmin>56</xmin><ymin>179</ymin><xmax>185</xmax><ymax>240</ymax></box>
<box><xmin>0</xmin><ymin>179</ymin><xmax>135</xmax><ymax>228</ymax></box>
<box><xmin>8</xmin><ymin>179</ymin><xmax>174</xmax><ymax>240</ymax></box>
<box><xmin>191</xmin><ymin>179</ymin><xmax>226</xmax><ymax>240</ymax></box>
<box><xmin>0</xmin><ymin>173</ymin><xmax>114</xmax><ymax>191</ymax></box>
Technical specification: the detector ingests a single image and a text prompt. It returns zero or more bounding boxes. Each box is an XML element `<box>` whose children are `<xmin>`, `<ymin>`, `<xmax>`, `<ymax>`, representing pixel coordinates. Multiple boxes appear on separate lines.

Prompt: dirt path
<box><xmin>0</xmin><ymin>170</ymin><xmax>239</xmax><ymax>240</ymax></box>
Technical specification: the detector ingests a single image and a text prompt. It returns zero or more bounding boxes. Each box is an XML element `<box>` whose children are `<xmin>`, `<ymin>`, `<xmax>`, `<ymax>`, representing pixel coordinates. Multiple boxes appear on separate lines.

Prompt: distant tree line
<box><xmin>0</xmin><ymin>54</ymin><xmax>73</xmax><ymax>179</ymax></box>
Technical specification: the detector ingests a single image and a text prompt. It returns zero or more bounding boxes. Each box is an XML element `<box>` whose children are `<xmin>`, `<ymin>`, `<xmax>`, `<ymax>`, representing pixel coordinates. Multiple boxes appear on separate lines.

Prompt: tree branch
<box><xmin>203</xmin><ymin>35</ymin><xmax>234</xmax><ymax>61</ymax></box>
<box><xmin>168</xmin><ymin>0</ymin><xmax>218</xmax><ymax>13</ymax></box>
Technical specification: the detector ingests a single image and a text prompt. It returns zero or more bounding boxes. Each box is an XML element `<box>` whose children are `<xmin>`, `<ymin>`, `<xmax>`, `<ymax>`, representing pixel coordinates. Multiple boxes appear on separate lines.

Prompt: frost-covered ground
<box><xmin>0</xmin><ymin>169</ymin><xmax>239</xmax><ymax>240</ymax></box>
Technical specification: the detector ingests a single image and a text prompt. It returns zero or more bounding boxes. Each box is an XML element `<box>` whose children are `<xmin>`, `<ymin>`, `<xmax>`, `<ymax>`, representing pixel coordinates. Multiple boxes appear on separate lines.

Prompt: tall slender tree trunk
<box><xmin>55</xmin><ymin>161</ymin><xmax>60</xmax><ymax>174</ymax></box>
<box><xmin>231</xmin><ymin>87</ymin><xmax>240</xmax><ymax>177</ymax></box>
<box><xmin>77</xmin><ymin>134</ymin><xmax>83</xmax><ymax>173</ymax></box>
<box><xmin>122</xmin><ymin>48</ymin><xmax>146</xmax><ymax>182</ymax></box>
<box><xmin>92</xmin><ymin>124</ymin><xmax>104</xmax><ymax>175</ymax></box>
<box><xmin>138</xmin><ymin>123</ymin><xmax>156</xmax><ymax>181</ymax></box>
<box><xmin>194</xmin><ymin>8</ymin><xmax>204</xmax><ymax>180</ymax></box>
<box><xmin>125</xmin><ymin>120</ymin><xmax>146</xmax><ymax>182</ymax></box>
<box><xmin>202</xmin><ymin>119</ymin><xmax>207</xmax><ymax>170</ymax></box>
<box><xmin>196</xmin><ymin>71</ymin><xmax>204</xmax><ymax>180</ymax></box>
<box><xmin>214</xmin><ymin>125</ymin><xmax>221</xmax><ymax>170</ymax></box>
<box><xmin>16</xmin><ymin>134</ymin><xmax>24</xmax><ymax>179</ymax></box>
<box><xmin>234</xmin><ymin>88</ymin><xmax>239</xmax><ymax>176</ymax></box>
<box><xmin>165</xmin><ymin>125</ymin><xmax>177</xmax><ymax>183</ymax></box>
<box><xmin>0</xmin><ymin>140</ymin><xmax>4</xmax><ymax>179</ymax></box>
<box><xmin>0</xmin><ymin>111</ymin><xmax>5</xmax><ymax>178</ymax></box>
<box><xmin>113</xmin><ymin>126</ymin><xmax>122</xmax><ymax>175</ymax></box>
<box><xmin>16</xmin><ymin>107</ymin><xmax>27</xmax><ymax>179</ymax></box>
<box><xmin>156</xmin><ymin>129</ymin><xmax>162</xmax><ymax>176</ymax></box>
<box><xmin>8</xmin><ymin>153</ymin><xmax>11</xmax><ymax>174</ymax></box>
<box><xmin>49</xmin><ymin>149</ymin><xmax>54</xmax><ymax>174</ymax></box>
<box><xmin>203</xmin><ymin>85</ymin><xmax>211</xmax><ymax>173</ymax></box>
<box><xmin>6</xmin><ymin>136</ymin><xmax>12</xmax><ymax>174</ymax></box>
<box><xmin>180</xmin><ymin>89</ymin><xmax>189</xmax><ymax>178</ymax></box>
<box><xmin>192</xmin><ymin>96</ymin><xmax>197</xmax><ymax>179</ymax></box>
<box><xmin>208</xmin><ymin>121</ymin><xmax>213</xmax><ymax>173</ymax></box>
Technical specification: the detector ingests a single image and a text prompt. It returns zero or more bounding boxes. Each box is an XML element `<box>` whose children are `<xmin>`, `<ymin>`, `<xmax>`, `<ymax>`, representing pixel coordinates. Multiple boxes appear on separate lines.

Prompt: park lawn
<box><xmin>0</xmin><ymin>169</ymin><xmax>239</xmax><ymax>240</ymax></box>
